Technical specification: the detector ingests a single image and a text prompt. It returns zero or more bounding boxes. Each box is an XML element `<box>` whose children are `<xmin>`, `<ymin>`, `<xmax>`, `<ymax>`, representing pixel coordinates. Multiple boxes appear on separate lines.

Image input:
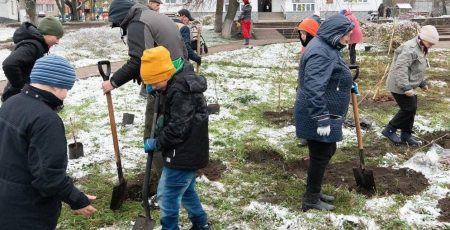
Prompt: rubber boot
<box><xmin>190</xmin><ymin>223</ymin><xmax>213</xmax><ymax>230</ymax></box>
<box><xmin>302</xmin><ymin>193</ymin><xmax>335</xmax><ymax>211</ymax></box>
<box><xmin>243</xmin><ymin>38</ymin><xmax>249</xmax><ymax>45</ymax></box>
<box><xmin>320</xmin><ymin>193</ymin><xmax>335</xmax><ymax>203</ymax></box>
<box><xmin>381</xmin><ymin>124</ymin><xmax>402</xmax><ymax>145</ymax></box>
<box><xmin>401</xmin><ymin>131</ymin><xmax>421</xmax><ymax>146</ymax></box>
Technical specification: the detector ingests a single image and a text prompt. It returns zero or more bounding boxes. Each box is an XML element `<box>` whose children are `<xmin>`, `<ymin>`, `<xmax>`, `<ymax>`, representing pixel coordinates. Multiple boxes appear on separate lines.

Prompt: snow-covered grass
<box><xmin>0</xmin><ymin>24</ymin><xmax>449</xmax><ymax>229</ymax></box>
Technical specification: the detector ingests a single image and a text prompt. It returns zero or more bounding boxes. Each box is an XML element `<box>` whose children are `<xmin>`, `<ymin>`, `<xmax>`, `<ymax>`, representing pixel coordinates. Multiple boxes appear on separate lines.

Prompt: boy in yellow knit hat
<box><xmin>141</xmin><ymin>46</ymin><xmax>212</xmax><ymax>230</ymax></box>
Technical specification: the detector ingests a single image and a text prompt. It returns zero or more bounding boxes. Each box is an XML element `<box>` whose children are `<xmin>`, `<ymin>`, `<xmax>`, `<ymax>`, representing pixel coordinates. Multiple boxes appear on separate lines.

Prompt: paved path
<box><xmin>0</xmin><ymin>38</ymin><xmax>295</xmax><ymax>94</ymax></box>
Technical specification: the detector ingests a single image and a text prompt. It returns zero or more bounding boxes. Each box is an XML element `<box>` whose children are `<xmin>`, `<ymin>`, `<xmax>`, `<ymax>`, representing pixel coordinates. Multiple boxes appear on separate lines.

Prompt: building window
<box><xmin>46</xmin><ymin>4</ymin><xmax>54</xmax><ymax>12</ymax></box>
<box><xmin>293</xmin><ymin>2</ymin><xmax>315</xmax><ymax>12</ymax></box>
<box><xmin>37</xmin><ymin>4</ymin><xmax>44</xmax><ymax>12</ymax></box>
<box><xmin>343</xmin><ymin>0</ymin><xmax>368</xmax><ymax>3</ymax></box>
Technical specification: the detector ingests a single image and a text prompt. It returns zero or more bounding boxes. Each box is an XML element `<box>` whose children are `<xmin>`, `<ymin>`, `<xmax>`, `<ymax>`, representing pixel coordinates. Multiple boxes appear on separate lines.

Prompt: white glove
<box><xmin>317</xmin><ymin>126</ymin><xmax>331</xmax><ymax>136</ymax></box>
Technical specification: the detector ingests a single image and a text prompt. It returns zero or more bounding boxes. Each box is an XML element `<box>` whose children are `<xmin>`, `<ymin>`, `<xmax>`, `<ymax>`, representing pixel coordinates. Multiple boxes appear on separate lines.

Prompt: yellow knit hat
<box><xmin>140</xmin><ymin>46</ymin><xmax>176</xmax><ymax>85</ymax></box>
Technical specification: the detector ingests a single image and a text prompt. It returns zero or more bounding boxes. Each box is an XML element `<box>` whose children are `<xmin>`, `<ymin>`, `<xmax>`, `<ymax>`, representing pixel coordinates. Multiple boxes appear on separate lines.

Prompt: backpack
<box><xmin>190</xmin><ymin>35</ymin><xmax>208</xmax><ymax>55</ymax></box>
<box><xmin>189</xmin><ymin>21</ymin><xmax>208</xmax><ymax>55</ymax></box>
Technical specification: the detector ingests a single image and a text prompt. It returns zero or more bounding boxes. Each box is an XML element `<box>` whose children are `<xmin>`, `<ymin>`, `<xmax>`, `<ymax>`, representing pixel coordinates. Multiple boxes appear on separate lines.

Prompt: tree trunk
<box><xmin>25</xmin><ymin>0</ymin><xmax>36</xmax><ymax>24</ymax></box>
<box><xmin>18</xmin><ymin>0</ymin><xmax>26</xmax><ymax>22</ymax></box>
<box><xmin>442</xmin><ymin>0</ymin><xmax>447</xmax><ymax>15</ymax></box>
<box><xmin>221</xmin><ymin>0</ymin><xmax>239</xmax><ymax>38</ymax></box>
<box><xmin>56</xmin><ymin>0</ymin><xmax>66</xmax><ymax>22</ymax></box>
<box><xmin>214</xmin><ymin>0</ymin><xmax>224</xmax><ymax>33</ymax></box>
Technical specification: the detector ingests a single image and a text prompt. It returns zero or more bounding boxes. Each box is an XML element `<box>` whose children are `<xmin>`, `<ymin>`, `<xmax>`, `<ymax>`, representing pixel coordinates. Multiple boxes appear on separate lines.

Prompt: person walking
<box><xmin>294</xmin><ymin>14</ymin><xmax>354</xmax><ymax>211</ymax></box>
<box><xmin>175</xmin><ymin>9</ymin><xmax>202</xmax><ymax>65</ymax></box>
<box><xmin>238</xmin><ymin>0</ymin><xmax>252</xmax><ymax>46</ymax></box>
<box><xmin>141</xmin><ymin>46</ymin><xmax>212</xmax><ymax>230</ymax></box>
<box><xmin>341</xmin><ymin>9</ymin><xmax>363</xmax><ymax>64</ymax></box>
<box><xmin>1</xmin><ymin>16</ymin><xmax>64</xmax><ymax>102</ymax></box>
<box><xmin>381</xmin><ymin>25</ymin><xmax>439</xmax><ymax>146</ymax></box>
<box><xmin>0</xmin><ymin>55</ymin><xmax>97</xmax><ymax>229</ymax></box>
<box><xmin>103</xmin><ymin>0</ymin><xmax>188</xmax><ymax>203</ymax></box>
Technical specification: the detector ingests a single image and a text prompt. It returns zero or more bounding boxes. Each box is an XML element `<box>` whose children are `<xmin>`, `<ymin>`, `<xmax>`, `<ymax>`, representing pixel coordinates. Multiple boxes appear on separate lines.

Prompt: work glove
<box><xmin>144</xmin><ymin>138</ymin><xmax>158</xmax><ymax>153</ymax></box>
<box><xmin>317</xmin><ymin>126</ymin><xmax>331</xmax><ymax>137</ymax></box>
<box><xmin>146</xmin><ymin>85</ymin><xmax>154</xmax><ymax>94</ymax></box>
<box><xmin>351</xmin><ymin>82</ymin><xmax>359</xmax><ymax>95</ymax></box>
<box><xmin>133</xmin><ymin>76</ymin><xmax>142</xmax><ymax>85</ymax></box>
<box><xmin>196</xmin><ymin>56</ymin><xmax>202</xmax><ymax>65</ymax></box>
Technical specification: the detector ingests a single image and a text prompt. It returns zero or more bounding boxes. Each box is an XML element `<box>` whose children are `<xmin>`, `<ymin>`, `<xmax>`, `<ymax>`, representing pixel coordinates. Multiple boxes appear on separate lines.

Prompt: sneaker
<box><xmin>381</xmin><ymin>124</ymin><xmax>402</xmax><ymax>145</ymax></box>
<box><xmin>401</xmin><ymin>131</ymin><xmax>421</xmax><ymax>146</ymax></box>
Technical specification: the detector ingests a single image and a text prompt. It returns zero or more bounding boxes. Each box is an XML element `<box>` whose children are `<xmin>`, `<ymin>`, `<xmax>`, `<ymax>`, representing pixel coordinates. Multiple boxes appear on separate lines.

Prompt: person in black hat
<box><xmin>148</xmin><ymin>0</ymin><xmax>162</xmax><ymax>12</ymax></box>
<box><xmin>1</xmin><ymin>16</ymin><xmax>64</xmax><ymax>102</ymax></box>
<box><xmin>175</xmin><ymin>9</ymin><xmax>201</xmax><ymax>65</ymax></box>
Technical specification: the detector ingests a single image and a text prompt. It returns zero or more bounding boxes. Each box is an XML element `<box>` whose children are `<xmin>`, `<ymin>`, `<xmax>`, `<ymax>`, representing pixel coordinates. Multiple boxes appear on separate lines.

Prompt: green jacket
<box><xmin>386</xmin><ymin>37</ymin><xmax>428</xmax><ymax>94</ymax></box>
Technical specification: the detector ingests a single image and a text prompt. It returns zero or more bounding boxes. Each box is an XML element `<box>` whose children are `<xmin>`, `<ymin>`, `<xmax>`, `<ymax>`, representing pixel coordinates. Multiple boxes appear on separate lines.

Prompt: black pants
<box><xmin>389</xmin><ymin>92</ymin><xmax>417</xmax><ymax>133</ymax></box>
<box><xmin>348</xmin><ymin>43</ymin><xmax>357</xmax><ymax>64</ymax></box>
<box><xmin>306</xmin><ymin>140</ymin><xmax>337</xmax><ymax>194</ymax></box>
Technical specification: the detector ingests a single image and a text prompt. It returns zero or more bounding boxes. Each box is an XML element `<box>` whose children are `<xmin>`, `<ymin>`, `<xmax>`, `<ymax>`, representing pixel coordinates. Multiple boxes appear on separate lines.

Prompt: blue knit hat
<box><xmin>30</xmin><ymin>55</ymin><xmax>76</xmax><ymax>90</ymax></box>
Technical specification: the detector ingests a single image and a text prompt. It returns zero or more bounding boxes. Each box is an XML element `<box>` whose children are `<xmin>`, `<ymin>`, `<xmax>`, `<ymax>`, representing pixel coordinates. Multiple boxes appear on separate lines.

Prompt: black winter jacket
<box><xmin>110</xmin><ymin>4</ymin><xmax>187</xmax><ymax>88</ymax></box>
<box><xmin>0</xmin><ymin>85</ymin><xmax>90</xmax><ymax>229</ymax></box>
<box><xmin>157</xmin><ymin>62</ymin><xmax>209</xmax><ymax>170</ymax></box>
<box><xmin>2</xmin><ymin>23</ymin><xmax>48</xmax><ymax>101</ymax></box>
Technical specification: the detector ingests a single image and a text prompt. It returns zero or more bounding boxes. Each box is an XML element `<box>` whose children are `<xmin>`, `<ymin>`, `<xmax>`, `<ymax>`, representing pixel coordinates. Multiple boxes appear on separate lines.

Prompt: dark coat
<box><xmin>238</xmin><ymin>4</ymin><xmax>252</xmax><ymax>21</ymax></box>
<box><xmin>295</xmin><ymin>15</ymin><xmax>354</xmax><ymax>143</ymax></box>
<box><xmin>108</xmin><ymin>3</ymin><xmax>187</xmax><ymax>88</ymax></box>
<box><xmin>0</xmin><ymin>85</ymin><xmax>90</xmax><ymax>230</ymax></box>
<box><xmin>1</xmin><ymin>22</ymin><xmax>48</xmax><ymax>102</ymax></box>
<box><xmin>173</xmin><ymin>19</ymin><xmax>201</xmax><ymax>64</ymax></box>
<box><xmin>157</xmin><ymin>62</ymin><xmax>209</xmax><ymax>170</ymax></box>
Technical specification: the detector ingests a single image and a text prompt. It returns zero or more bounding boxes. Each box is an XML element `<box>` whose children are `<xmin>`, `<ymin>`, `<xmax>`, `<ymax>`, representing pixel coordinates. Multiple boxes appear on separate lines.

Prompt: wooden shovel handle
<box><xmin>106</xmin><ymin>92</ymin><xmax>124</xmax><ymax>181</ymax></box>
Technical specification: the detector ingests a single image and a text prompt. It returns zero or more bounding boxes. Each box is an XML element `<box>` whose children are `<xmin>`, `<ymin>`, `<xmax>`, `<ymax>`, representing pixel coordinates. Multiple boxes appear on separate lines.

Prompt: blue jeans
<box><xmin>157</xmin><ymin>167</ymin><xmax>208</xmax><ymax>230</ymax></box>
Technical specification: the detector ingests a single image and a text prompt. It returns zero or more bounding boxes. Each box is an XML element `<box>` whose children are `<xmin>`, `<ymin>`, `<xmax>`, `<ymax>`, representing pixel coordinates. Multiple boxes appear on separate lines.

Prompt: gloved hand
<box><xmin>144</xmin><ymin>138</ymin><xmax>158</xmax><ymax>153</ymax></box>
<box><xmin>317</xmin><ymin>126</ymin><xmax>331</xmax><ymax>136</ymax></box>
<box><xmin>146</xmin><ymin>85</ymin><xmax>154</xmax><ymax>94</ymax></box>
<box><xmin>197</xmin><ymin>56</ymin><xmax>202</xmax><ymax>65</ymax></box>
<box><xmin>351</xmin><ymin>82</ymin><xmax>359</xmax><ymax>94</ymax></box>
<box><xmin>133</xmin><ymin>77</ymin><xmax>142</xmax><ymax>85</ymax></box>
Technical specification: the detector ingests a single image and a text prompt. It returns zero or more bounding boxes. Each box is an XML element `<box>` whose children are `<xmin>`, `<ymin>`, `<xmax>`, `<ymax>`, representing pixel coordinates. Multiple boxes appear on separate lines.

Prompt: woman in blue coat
<box><xmin>294</xmin><ymin>14</ymin><xmax>354</xmax><ymax>211</ymax></box>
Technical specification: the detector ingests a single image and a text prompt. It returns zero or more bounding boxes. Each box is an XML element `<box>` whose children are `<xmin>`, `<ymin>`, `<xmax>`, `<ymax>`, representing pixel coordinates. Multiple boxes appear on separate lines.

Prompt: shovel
<box><xmin>98</xmin><ymin>60</ymin><xmax>128</xmax><ymax>210</ymax></box>
<box><xmin>348</xmin><ymin>65</ymin><xmax>376</xmax><ymax>192</ymax></box>
<box><xmin>132</xmin><ymin>92</ymin><xmax>160</xmax><ymax>230</ymax></box>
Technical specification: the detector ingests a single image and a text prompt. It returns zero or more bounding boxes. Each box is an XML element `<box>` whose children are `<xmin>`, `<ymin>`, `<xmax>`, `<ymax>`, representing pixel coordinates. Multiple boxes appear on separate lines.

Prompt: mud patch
<box><xmin>246</xmin><ymin>149</ymin><xmax>284</xmax><ymax>166</ymax></box>
<box><xmin>438</xmin><ymin>196</ymin><xmax>450</xmax><ymax>222</ymax></box>
<box><xmin>197</xmin><ymin>159</ymin><xmax>227</xmax><ymax>181</ymax></box>
<box><xmin>126</xmin><ymin>172</ymin><xmax>159</xmax><ymax>201</ymax></box>
<box><xmin>285</xmin><ymin>160</ymin><xmax>429</xmax><ymax>196</ymax></box>
<box><xmin>262</xmin><ymin>108</ymin><xmax>294</xmax><ymax>127</ymax></box>
<box><xmin>360</xmin><ymin>94</ymin><xmax>397</xmax><ymax>108</ymax></box>
<box><xmin>420</xmin><ymin>131</ymin><xmax>450</xmax><ymax>147</ymax></box>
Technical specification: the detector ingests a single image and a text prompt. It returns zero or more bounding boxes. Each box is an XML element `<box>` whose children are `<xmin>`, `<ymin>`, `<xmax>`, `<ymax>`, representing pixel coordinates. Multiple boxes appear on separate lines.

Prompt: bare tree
<box><xmin>214</xmin><ymin>0</ymin><xmax>224</xmax><ymax>32</ymax></box>
<box><xmin>55</xmin><ymin>0</ymin><xmax>67</xmax><ymax>22</ymax></box>
<box><xmin>25</xmin><ymin>0</ymin><xmax>37</xmax><ymax>24</ymax></box>
<box><xmin>221</xmin><ymin>0</ymin><xmax>239</xmax><ymax>38</ymax></box>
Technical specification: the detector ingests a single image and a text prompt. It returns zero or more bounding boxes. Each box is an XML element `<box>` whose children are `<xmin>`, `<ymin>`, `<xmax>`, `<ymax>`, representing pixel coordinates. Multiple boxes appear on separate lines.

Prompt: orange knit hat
<box><xmin>298</xmin><ymin>18</ymin><xmax>320</xmax><ymax>37</ymax></box>
<box><xmin>140</xmin><ymin>46</ymin><xmax>176</xmax><ymax>85</ymax></box>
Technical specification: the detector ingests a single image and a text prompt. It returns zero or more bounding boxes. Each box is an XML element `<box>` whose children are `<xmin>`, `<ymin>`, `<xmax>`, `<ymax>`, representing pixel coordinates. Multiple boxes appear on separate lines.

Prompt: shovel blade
<box><xmin>353</xmin><ymin>167</ymin><xmax>376</xmax><ymax>192</ymax></box>
<box><xmin>110</xmin><ymin>179</ymin><xmax>127</xmax><ymax>210</ymax></box>
<box><xmin>132</xmin><ymin>215</ymin><xmax>155</xmax><ymax>230</ymax></box>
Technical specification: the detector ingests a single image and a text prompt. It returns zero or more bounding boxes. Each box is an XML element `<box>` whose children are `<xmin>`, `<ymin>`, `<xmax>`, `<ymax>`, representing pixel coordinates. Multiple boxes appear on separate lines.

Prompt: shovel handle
<box><xmin>98</xmin><ymin>61</ymin><xmax>124</xmax><ymax>180</ymax></box>
<box><xmin>348</xmin><ymin>64</ymin><xmax>359</xmax><ymax>81</ymax></box>
<box><xmin>351</xmin><ymin>92</ymin><xmax>365</xmax><ymax>169</ymax></box>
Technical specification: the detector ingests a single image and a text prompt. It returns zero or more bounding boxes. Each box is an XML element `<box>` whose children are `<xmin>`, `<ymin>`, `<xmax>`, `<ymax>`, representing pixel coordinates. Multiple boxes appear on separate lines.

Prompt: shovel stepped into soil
<box><xmin>349</xmin><ymin>65</ymin><xmax>376</xmax><ymax>192</ymax></box>
<box><xmin>98</xmin><ymin>60</ymin><xmax>128</xmax><ymax>210</ymax></box>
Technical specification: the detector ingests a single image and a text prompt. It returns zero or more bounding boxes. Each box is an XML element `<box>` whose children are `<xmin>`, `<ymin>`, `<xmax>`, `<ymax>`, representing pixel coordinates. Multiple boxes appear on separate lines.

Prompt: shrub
<box><xmin>362</xmin><ymin>21</ymin><xmax>420</xmax><ymax>50</ymax></box>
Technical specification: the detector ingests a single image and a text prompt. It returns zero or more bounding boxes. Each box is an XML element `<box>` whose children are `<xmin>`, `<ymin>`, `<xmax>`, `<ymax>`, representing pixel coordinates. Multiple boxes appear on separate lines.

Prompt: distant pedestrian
<box><xmin>378</xmin><ymin>3</ymin><xmax>385</xmax><ymax>17</ymax></box>
<box><xmin>238</xmin><ymin>0</ymin><xmax>252</xmax><ymax>46</ymax></box>
<box><xmin>341</xmin><ymin>9</ymin><xmax>363</xmax><ymax>64</ymax></box>
<box><xmin>1</xmin><ymin>16</ymin><xmax>64</xmax><ymax>102</ymax></box>
<box><xmin>382</xmin><ymin>25</ymin><xmax>439</xmax><ymax>146</ymax></box>
<box><xmin>174</xmin><ymin>9</ymin><xmax>202</xmax><ymax>65</ymax></box>
<box><xmin>141</xmin><ymin>46</ymin><xmax>212</xmax><ymax>230</ymax></box>
<box><xmin>295</xmin><ymin>14</ymin><xmax>354</xmax><ymax>211</ymax></box>
<box><xmin>0</xmin><ymin>55</ymin><xmax>97</xmax><ymax>229</ymax></box>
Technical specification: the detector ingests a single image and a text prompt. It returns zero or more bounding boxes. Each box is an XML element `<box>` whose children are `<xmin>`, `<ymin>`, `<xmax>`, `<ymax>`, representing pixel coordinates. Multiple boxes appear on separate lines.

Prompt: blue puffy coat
<box><xmin>295</xmin><ymin>14</ymin><xmax>354</xmax><ymax>143</ymax></box>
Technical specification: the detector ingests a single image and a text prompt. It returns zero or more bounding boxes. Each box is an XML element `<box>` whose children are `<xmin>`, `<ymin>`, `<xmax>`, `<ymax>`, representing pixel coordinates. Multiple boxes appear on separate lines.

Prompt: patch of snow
<box><xmin>428</xmin><ymin>80</ymin><xmax>448</xmax><ymax>88</ymax></box>
<box><xmin>0</xmin><ymin>27</ymin><xmax>15</xmax><ymax>42</ymax></box>
<box><xmin>0</xmin><ymin>49</ymin><xmax>11</xmax><ymax>81</ymax></box>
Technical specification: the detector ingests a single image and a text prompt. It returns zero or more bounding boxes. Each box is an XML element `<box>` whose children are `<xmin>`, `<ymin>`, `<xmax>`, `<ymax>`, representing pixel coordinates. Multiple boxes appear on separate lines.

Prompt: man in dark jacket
<box><xmin>174</xmin><ymin>9</ymin><xmax>202</xmax><ymax>65</ymax></box>
<box><xmin>102</xmin><ymin>0</ymin><xmax>188</xmax><ymax>187</ymax></box>
<box><xmin>295</xmin><ymin>14</ymin><xmax>354</xmax><ymax>212</ymax></box>
<box><xmin>141</xmin><ymin>47</ymin><xmax>211</xmax><ymax>230</ymax></box>
<box><xmin>0</xmin><ymin>55</ymin><xmax>96</xmax><ymax>229</ymax></box>
<box><xmin>1</xmin><ymin>16</ymin><xmax>64</xmax><ymax>102</ymax></box>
